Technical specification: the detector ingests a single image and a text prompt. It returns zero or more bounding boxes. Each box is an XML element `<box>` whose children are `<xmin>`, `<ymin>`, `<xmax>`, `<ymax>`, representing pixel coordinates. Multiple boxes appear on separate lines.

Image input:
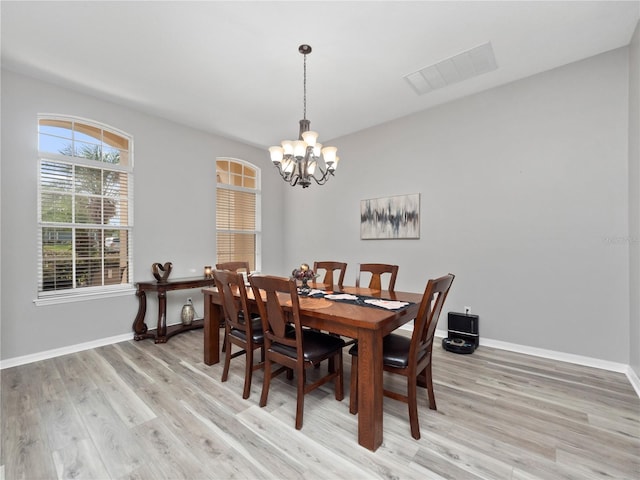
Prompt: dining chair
<box><xmin>348</xmin><ymin>273</ymin><xmax>455</xmax><ymax>439</ymax></box>
<box><xmin>355</xmin><ymin>263</ymin><xmax>399</xmax><ymax>291</ymax></box>
<box><xmin>313</xmin><ymin>261</ymin><xmax>347</xmax><ymax>290</ymax></box>
<box><xmin>248</xmin><ymin>274</ymin><xmax>345</xmax><ymax>430</ymax></box>
<box><xmin>213</xmin><ymin>269</ymin><xmax>264</xmax><ymax>399</ymax></box>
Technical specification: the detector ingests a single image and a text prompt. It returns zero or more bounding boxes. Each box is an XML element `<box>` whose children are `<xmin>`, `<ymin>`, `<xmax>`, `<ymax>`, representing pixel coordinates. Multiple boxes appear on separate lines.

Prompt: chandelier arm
<box><xmin>312</xmin><ymin>175</ymin><xmax>329</xmax><ymax>186</ymax></box>
<box><xmin>275</xmin><ymin>164</ymin><xmax>288</xmax><ymax>180</ymax></box>
<box><xmin>275</xmin><ymin>163</ymin><xmax>300</xmax><ymax>186</ymax></box>
<box><xmin>309</xmin><ymin>168</ymin><xmax>332</xmax><ymax>186</ymax></box>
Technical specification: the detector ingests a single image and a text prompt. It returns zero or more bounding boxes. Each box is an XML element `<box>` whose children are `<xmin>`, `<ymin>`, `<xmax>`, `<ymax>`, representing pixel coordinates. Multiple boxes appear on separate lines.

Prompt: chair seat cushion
<box><xmin>229</xmin><ymin>317</ymin><xmax>264</xmax><ymax>343</ymax></box>
<box><xmin>348</xmin><ymin>333</ymin><xmax>411</xmax><ymax>368</ymax></box>
<box><xmin>271</xmin><ymin>329</ymin><xmax>345</xmax><ymax>363</ymax></box>
<box><xmin>237</xmin><ymin>311</ymin><xmax>260</xmax><ymax>320</ymax></box>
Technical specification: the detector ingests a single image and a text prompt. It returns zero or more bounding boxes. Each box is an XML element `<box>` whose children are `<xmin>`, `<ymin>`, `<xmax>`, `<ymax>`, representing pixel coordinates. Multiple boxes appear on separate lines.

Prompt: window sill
<box><xmin>34</xmin><ymin>286</ymin><xmax>136</xmax><ymax>306</ymax></box>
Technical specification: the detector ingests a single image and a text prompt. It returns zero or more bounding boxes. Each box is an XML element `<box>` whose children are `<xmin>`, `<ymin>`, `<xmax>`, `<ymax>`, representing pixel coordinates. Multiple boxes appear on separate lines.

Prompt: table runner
<box><xmin>300</xmin><ymin>289</ymin><xmax>414</xmax><ymax>311</ymax></box>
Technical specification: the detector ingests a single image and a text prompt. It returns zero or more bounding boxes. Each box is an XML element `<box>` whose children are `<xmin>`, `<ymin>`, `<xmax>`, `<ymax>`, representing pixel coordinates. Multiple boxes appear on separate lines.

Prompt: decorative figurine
<box><xmin>152</xmin><ymin>262</ymin><xmax>173</xmax><ymax>282</ymax></box>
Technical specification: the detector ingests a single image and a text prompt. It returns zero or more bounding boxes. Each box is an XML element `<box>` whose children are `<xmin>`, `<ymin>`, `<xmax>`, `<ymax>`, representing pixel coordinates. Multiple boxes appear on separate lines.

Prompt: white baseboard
<box><xmin>0</xmin><ymin>332</ymin><xmax>132</xmax><ymax>370</ymax></box>
<box><xmin>627</xmin><ymin>366</ymin><xmax>640</xmax><ymax>398</ymax></box>
<box><xmin>412</xmin><ymin>326</ymin><xmax>639</xmax><ymax>397</ymax></box>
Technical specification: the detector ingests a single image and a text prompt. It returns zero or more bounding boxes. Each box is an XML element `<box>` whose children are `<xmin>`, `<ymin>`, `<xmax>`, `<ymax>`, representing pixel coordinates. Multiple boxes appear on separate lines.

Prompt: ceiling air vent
<box><xmin>404</xmin><ymin>42</ymin><xmax>498</xmax><ymax>95</ymax></box>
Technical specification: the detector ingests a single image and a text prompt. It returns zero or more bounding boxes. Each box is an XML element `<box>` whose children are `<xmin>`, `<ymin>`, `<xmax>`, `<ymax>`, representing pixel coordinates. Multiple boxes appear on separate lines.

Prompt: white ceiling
<box><xmin>2</xmin><ymin>1</ymin><xmax>638</xmax><ymax>149</ymax></box>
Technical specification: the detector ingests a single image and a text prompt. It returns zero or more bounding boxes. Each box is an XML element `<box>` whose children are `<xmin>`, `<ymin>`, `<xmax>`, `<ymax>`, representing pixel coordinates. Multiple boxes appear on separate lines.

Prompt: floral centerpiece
<box><xmin>291</xmin><ymin>263</ymin><xmax>317</xmax><ymax>291</ymax></box>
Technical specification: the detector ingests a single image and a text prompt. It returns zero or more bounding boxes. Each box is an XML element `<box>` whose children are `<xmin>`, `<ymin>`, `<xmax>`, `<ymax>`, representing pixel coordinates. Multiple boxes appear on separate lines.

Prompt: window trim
<box><xmin>36</xmin><ymin>114</ymin><xmax>134</xmax><ymax>303</ymax></box>
<box><xmin>34</xmin><ymin>285</ymin><xmax>136</xmax><ymax>306</ymax></box>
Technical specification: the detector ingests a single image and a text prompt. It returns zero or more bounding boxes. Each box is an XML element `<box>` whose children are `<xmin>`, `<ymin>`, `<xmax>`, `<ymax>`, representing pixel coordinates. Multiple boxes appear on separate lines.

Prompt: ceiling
<box><xmin>2</xmin><ymin>1</ymin><xmax>638</xmax><ymax>149</ymax></box>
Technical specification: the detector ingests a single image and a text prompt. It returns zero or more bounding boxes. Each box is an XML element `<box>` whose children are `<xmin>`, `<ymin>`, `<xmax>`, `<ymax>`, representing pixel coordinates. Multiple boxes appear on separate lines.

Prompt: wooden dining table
<box><xmin>201</xmin><ymin>283</ymin><xmax>423</xmax><ymax>452</ymax></box>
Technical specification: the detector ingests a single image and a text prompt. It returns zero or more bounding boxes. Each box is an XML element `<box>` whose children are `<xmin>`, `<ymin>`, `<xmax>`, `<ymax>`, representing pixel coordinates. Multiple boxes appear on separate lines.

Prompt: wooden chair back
<box><xmin>412</xmin><ymin>273</ymin><xmax>455</xmax><ymax>371</ymax></box>
<box><xmin>313</xmin><ymin>261</ymin><xmax>347</xmax><ymax>289</ymax></box>
<box><xmin>215</xmin><ymin>261</ymin><xmax>250</xmax><ymax>274</ymax></box>
<box><xmin>355</xmin><ymin>263</ymin><xmax>399</xmax><ymax>291</ymax></box>
<box><xmin>248</xmin><ymin>275</ymin><xmax>301</xmax><ymax>351</ymax></box>
<box><xmin>212</xmin><ymin>269</ymin><xmax>253</xmax><ymax>338</ymax></box>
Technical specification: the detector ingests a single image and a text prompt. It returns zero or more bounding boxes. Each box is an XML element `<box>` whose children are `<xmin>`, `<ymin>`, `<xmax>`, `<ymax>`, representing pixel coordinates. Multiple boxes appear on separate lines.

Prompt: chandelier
<box><xmin>268</xmin><ymin>44</ymin><xmax>339</xmax><ymax>188</ymax></box>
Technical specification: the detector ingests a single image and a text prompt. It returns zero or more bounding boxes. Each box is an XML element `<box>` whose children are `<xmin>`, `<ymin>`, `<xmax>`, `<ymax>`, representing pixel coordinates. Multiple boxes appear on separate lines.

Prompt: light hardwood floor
<box><xmin>2</xmin><ymin>329</ymin><xmax>639</xmax><ymax>480</ymax></box>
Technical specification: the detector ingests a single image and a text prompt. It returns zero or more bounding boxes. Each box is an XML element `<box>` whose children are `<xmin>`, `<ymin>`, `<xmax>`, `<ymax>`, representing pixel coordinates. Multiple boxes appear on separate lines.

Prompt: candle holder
<box><xmin>204</xmin><ymin>265</ymin><xmax>213</xmax><ymax>279</ymax></box>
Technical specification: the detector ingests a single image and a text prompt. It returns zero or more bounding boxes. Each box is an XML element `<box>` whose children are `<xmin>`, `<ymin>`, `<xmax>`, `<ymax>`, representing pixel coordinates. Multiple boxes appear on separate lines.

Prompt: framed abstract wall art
<box><xmin>360</xmin><ymin>193</ymin><xmax>420</xmax><ymax>239</ymax></box>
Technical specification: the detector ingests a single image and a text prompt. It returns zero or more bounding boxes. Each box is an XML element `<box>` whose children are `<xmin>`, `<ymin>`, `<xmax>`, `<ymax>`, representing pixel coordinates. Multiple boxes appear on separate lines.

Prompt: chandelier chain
<box><xmin>303</xmin><ymin>53</ymin><xmax>307</xmax><ymax>120</ymax></box>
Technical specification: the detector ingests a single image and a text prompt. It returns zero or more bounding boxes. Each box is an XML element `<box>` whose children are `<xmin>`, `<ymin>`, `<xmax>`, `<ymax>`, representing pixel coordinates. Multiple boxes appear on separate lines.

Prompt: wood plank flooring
<box><xmin>2</xmin><ymin>329</ymin><xmax>638</xmax><ymax>479</ymax></box>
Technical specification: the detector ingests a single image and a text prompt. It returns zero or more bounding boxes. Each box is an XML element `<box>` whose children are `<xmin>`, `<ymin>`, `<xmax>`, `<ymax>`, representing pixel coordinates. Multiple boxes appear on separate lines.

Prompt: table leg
<box><xmin>357</xmin><ymin>329</ymin><xmax>384</xmax><ymax>451</ymax></box>
<box><xmin>156</xmin><ymin>290</ymin><xmax>167</xmax><ymax>343</ymax></box>
<box><xmin>204</xmin><ymin>293</ymin><xmax>221</xmax><ymax>365</ymax></box>
<box><xmin>132</xmin><ymin>289</ymin><xmax>148</xmax><ymax>340</ymax></box>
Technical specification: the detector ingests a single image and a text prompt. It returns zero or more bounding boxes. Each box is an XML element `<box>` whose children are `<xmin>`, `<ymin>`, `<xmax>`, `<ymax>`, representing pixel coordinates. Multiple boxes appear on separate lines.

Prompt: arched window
<box><xmin>37</xmin><ymin>115</ymin><xmax>133</xmax><ymax>302</ymax></box>
<box><xmin>216</xmin><ymin>158</ymin><xmax>261</xmax><ymax>272</ymax></box>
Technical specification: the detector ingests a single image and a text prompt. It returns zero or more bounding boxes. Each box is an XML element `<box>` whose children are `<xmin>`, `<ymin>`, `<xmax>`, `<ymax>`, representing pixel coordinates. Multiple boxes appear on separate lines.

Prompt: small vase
<box><xmin>181</xmin><ymin>300</ymin><xmax>195</xmax><ymax>326</ymax></box>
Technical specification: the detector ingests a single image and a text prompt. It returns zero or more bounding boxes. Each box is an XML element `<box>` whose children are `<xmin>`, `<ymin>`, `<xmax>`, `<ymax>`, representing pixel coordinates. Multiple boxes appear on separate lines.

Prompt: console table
<box><xmin>132</xmin><ymin>276</ymin><xmax>216</xmax><ymax>343</ymax></box>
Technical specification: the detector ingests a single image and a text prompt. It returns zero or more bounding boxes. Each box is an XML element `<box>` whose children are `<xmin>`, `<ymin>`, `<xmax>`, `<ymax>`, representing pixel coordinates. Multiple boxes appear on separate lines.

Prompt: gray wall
<box><xmin>283</xmin><ymin>47</ymin><xmax>632</xmax><ymax>364</ymax></box>
<box><xmin>0</xmin><ymin>69</ymin><xmax>285</xmax><ymax>360</ymax></box>
<box><xmin>629</xmin><ymin>22</ymin><xmax>640</xmax><ymax>378</ymax></box>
